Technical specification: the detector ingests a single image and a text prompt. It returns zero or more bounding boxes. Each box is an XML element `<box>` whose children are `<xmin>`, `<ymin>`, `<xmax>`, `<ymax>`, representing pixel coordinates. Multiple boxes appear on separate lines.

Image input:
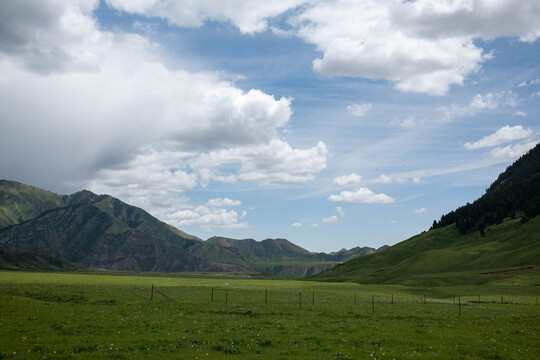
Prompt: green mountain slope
<box><xmin>311</xmin><ymin>143</ymin><xmax>540</xmax><ymax>285</ymax></box>
<box><xmin>312</xmin><ymin>215</ymin><xmax>540</xmax><ymax>285</ymax></box>
<box><xmin>0</xmin><ymin>180</ymin><xmax>66</xmax><ymax>228</ymax></box>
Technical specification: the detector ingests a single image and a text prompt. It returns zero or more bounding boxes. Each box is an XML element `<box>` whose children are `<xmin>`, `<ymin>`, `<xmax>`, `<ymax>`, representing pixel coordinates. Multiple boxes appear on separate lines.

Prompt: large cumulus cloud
<box><xmin>0</xmin><ymin>0</ymin><xmax>327</xmax><ymax>230</ymax></box>
<box><xmin>101</xmin><ymin>0</ymin><xmax>540</xmax><ymax>95</ymax></box>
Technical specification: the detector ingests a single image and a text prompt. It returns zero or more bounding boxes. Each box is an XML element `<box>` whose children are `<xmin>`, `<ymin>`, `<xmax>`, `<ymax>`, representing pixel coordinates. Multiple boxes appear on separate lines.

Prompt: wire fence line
<box><xmin>149</xmin><ymin>284</ymin><xmax>539</xmax><ymax>316</ymax></box>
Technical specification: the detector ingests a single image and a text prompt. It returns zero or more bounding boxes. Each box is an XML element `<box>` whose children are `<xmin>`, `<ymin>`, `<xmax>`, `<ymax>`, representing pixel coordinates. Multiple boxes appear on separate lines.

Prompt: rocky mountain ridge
<box><xmin>0</xmin><ymin>180</ymin><xmax>378</xmax><ymax>275</ymax></box>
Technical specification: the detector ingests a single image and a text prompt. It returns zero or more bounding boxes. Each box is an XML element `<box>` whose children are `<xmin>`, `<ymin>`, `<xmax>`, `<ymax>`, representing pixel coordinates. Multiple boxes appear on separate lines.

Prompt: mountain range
<box><xmin>2</xmin><ymin>142</ymin><xmax>538</xmax><ymax>280</ymax></box>
<box><xmin>0</xmin><ymin>181</ymin><xmax>378</xmax><ymax>275</ymax></box>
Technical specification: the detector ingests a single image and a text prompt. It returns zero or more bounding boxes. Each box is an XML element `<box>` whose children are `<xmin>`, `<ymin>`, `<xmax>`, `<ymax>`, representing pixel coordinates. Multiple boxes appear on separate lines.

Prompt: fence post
<box><xmin>265</xmin><ymin>289</ymin><xmax>268</xmax><ymax>304</ymax></box>
<box><xmin>458</xmin><ymin>297</ymin><xmax>461</xmax><ymax>317</ymax></box>
<box><xmin>211</xmin><ymin>287</ymin><xmax>214</xmax><ymax>302</ymax></box>
<box><xmin>354</xmin><ymin>293</ymin><xmax>357</xmax><ymax>306</ymax></box>
<box><xmin>424</xmin><ymin>295</ymin><xmax>426</xmax><ymax>305</ymax></box>
<box><xmin>299</xmin><ymin>292</ymin><xmax>302</xmax><ymax>310</ymax></box>
<box><xmin>312</xmin><ymin>291</ymin><xmax>315</xmax><ymax>305</ymax></box>
<box><xmin>372</xmin><ymin>295</ymin><xmax>375</xmax><ymax>315</ymax></box>
<box><xmin>151</xmin><ymin>284</ymin><xmax>154</xmax><ymax>301</ymax></box>
<box><xmin>226</xmin><ymin>289</ymin><xmax>228</xmax><ymax>307</ymax></box>
<box><xmin>501</xmin><ymin>296</ymin><xmax>503</xmax><ymax>305</ymax></box>
<box><xmin>391</xmin><ymin>294</ymin><xmax>394</xmax><ymax>305</ymax></box>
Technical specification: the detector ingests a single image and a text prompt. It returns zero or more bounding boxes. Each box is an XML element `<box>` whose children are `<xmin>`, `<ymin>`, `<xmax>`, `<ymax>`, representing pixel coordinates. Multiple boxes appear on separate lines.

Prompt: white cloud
<box><xmin>328</xmin><ymin>187</ymin><xmax>395</xmax><ymax>204</ymax></box>
<box><xmin>518</xmin><ymin>78</ymin><xmax>540</xmax><ymax>87</ymax></box>
<box><xmin>364</xmin><ymin>174</ymin><xmax>423</xmax><ymax>185</ymax></box>
<box><xmin>347</xmin><ymin>103</ymin><xmax>372</xmax><ymax>117</ymax></box>
<box><xmin>0</xmin><ymin>0</ymin><xmax>328</xmax><ymax>235</ymax></box>
<box><xmin>311</xmin><ymin>223</ymin><xmax>319</xmax><ymax>228</ymax></box>
<box><xmin>87</xmin><ymin>147</ymin><xmax>197</xmax><ymax>215</ymax></box>
<box><xmin>469</xmin><ymin>93</ymin><xmax>503</xmax><ymax>111</ymax></box>
<box><xmin>400</xmin><ymin>117</ymin><xmax>417</xmax><ymax>128</ymax></box>
<box><xmin>322</xmin><ymin>215</ymin><xmax>338</xmax><ymax>223</ymax></box>
<box><xmin>104</xmin><ymin>0</ymin><xmax>540</xmax><ymax>95</ymax></box>
<box><xmin>0</xmin><ymin>0</ymin><xmax>109</xmax><ymax>74</ymax></box>
<box><xmin>332</xmin><ymin>173</ymin><xmax>362</xmax><ymax>187</ymax></box>
<box><xmin>207</xmin><ymin>198</ymin><xmax>242</xmax><ymax>207</ymax></box>
<box><xmin>191</xmin><ymin>139</ymin><xmax>328</xmax><ymax>186</ymax></box>
<box><xmin>490</xmin><ymin>140</ymin><xmax>538</xmax><ymax>160</ymax></box>
<box><xmin>292</xmin><ymin>222</ymin><xmax>302</xmax><ymax>227</ymax></box>
<box><xmin>105</xmin><ymin>0</ymin><xmax>308</xmax><ymax>34</ymax></box>
<box><xmin>336</xmin><ymin>206</ymin><xmax>345</xmax><ymax>217</ymax></box>
<box><xmin>1</xmin><ymin>41</ymin><xmax>305</xmax><ymax>182</ymax></box>
<box><xmin>392</xmin><ymin>1</ymin><xmax>540</xmax><ymax>42</ymax></box>
<box><xmin>168</xmin><ymin>206</ymin><xmax>248</xmax><ymax>230</ymax></box>
<box><xmin>465</xmin><ymin>125</ymin><xmax>532</xmax><ymax>150</ymax></box>
<box><xmin>513</xmin><ymin>111</ymin><xmax>527</xmax><ymax>117</ymax></box>
<box><xmin>414</xmin><ymin>208</ymin><xmax>426</xmax><ymax>214</ymax></box>
<box><xmin>292</xmin><ymin>0</ymin><xmax>490</xmax><ymax>95</ymax></box>
<box><xmin>438</xmin><ymin>91</ymin><xmax>518</xmax><ymax>121</ymax></box>
<box><xmin>375</xmin><ymin>174</ymin><xmax>393</xmax><ymax>184</ymax></box>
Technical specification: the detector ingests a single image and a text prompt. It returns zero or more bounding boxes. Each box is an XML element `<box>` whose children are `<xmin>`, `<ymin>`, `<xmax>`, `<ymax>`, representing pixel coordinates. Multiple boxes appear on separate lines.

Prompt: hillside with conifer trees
<box><xmin>310</xmin><ymin>142</ymin><xmax>540</xmax><ymax>285</ymax></box>
<box><xmin>430</xmin><ymin>142</ymin><xmax>540</xmax><ymax>235</ymax></box>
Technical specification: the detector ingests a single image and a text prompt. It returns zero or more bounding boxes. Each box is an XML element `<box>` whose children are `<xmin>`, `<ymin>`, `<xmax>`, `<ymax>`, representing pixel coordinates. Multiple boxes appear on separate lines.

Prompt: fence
<box><xmin>149</xmin><ymin>284</ymin><xmax>539</xmax><ymax>317</ymax></box>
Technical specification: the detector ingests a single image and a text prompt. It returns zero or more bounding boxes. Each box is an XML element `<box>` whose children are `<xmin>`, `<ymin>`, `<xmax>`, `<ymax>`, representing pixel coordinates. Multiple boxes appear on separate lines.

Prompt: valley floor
<box><xmin>0</xmin><ymin>271</ymin><xmax>539</xmax><ymax>359</ymax></box>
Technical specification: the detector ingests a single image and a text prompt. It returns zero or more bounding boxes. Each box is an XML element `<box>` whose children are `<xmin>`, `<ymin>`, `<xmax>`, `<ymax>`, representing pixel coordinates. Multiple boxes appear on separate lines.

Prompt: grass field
<box><xmin>0</xmin><ymin>271</ymin><xmax>539</xmax><ymax>359</ymax></box>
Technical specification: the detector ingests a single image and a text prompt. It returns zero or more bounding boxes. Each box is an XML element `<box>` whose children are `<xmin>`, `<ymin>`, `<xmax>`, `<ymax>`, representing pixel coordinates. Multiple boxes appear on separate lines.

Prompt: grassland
<box><xmin>1</xmin><ymin>271</ymin><xmax>539</xmax><ymax>359</ymax></box>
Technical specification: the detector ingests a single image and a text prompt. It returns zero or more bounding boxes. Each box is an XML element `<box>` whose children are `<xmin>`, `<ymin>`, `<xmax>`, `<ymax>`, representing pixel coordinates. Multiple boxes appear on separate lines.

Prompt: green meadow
<box><xmin>0</xmin><ymin>271</ymin><xmax>539</xmax><ymax>359</ymax></box>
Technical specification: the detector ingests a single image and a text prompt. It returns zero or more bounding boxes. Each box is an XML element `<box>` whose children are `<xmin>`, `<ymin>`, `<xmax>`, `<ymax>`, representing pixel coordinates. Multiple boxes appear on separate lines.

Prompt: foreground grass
<box><xmin>0</xmin><ymin>271</ymin><xmax>539</xmax><ymax>359</ymax></box>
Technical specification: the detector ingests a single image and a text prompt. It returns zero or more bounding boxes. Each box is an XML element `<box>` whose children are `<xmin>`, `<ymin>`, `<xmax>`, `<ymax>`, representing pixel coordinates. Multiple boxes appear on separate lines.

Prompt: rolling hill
<box><xmin>310</xmin><ymin>142</ymin><xmax>540</xmax><ymax>285</ymax></box>
<box><xmin>0</xmin><ymin>180</ymin><xmax>374</xmax><ymax>274</ymax></box>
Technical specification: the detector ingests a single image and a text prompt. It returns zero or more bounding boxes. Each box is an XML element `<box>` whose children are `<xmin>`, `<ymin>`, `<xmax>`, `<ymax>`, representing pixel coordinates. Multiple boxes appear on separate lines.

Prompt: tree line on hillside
<box><xmin>430</xmin><ymin>142</ymin><xmax>540</xmax><ymax>235</ymax></box>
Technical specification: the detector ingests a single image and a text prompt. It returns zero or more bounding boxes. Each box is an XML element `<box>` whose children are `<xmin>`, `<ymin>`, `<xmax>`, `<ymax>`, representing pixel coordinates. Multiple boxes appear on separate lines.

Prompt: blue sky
<box><xmin>1</xmin><ymin>0</ymin><xmax>539</xmax><ymax>252</ymax></box>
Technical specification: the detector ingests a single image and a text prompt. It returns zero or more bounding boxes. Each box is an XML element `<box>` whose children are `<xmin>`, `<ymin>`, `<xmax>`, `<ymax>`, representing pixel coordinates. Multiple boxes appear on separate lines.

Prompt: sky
<box><xmin>1</xmin><ymin>0</ymin><xmax>539</xmax><ymax>252</ymax></box>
